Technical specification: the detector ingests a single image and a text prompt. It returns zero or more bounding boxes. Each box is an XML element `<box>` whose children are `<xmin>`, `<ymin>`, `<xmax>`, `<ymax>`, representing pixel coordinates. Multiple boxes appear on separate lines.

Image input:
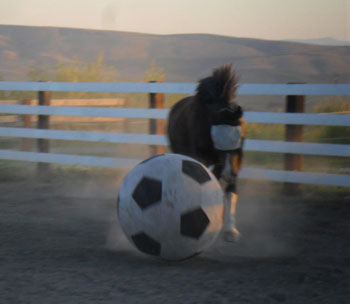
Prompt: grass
<box><xmin>0</xmin><ymin>160</ymin><xmax>36</xmax><ymax>182</ymax></box>
<box><xmin>238</xmin><ymin>179</ymin><xmax>350</xmax><ymax>201</ymax></box>
<box><xmin>243</xmin><ymin>152</ymin><xmax>350</xmax><ymax>174</ymax></box>
<box><xmin>246</xmin><ymin>123</ymin><xmax>350</xmax><ymax>144</ymax></box>
<box><xmin>0</xmin><ymin>159</ymin><xmax>128</xmax><ymax>184</ymax></box>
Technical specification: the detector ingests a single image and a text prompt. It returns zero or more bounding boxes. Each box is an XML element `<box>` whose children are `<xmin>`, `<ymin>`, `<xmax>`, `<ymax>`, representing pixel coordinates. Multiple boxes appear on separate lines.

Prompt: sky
<box><xmin>0</xmin><ymin>0</ymin><xmax>349</xmax><ymax>41</ymax></box>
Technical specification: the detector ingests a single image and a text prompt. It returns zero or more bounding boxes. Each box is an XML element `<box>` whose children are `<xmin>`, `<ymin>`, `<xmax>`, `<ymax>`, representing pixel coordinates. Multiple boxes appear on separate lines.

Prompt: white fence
<box><xmin>0</xmin><ymin>81</ymin><xmax>349</xmax><ymax>187</ymax></box>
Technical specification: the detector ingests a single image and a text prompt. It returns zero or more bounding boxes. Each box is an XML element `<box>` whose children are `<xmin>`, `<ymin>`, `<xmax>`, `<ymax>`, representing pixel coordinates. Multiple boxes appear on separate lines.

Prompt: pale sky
<box><xmin>0</xmin><ymin>0</ymin><xmax>349</xmax><ymax>41</ymax></box>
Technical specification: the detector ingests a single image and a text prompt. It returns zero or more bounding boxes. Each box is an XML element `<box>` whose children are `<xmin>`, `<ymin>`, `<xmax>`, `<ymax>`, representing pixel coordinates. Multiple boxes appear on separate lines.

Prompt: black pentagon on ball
<box><xmin>182</xmin><ymin>160</ymin><xmax>211</xmax><ymax>184</ymax></box>
<box><xmin>132</xmin><ymin>177</ymin><xmax>162</xmax><ymax>209</ymax></box>
<box><xmin>131</xmin><ymin>232</ymin><xmax>161</xmax><ymax>256</ymax></box>
<box><xmin>180</xmin><ymin>207</ymin><xmax>210</xmax><ymax>239</ymax></box>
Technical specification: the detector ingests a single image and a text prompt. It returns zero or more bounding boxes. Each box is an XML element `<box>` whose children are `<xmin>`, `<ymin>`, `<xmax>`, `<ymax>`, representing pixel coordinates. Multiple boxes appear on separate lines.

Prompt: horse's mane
<box><xmin>195</xmin><ymin>64</ymin><xmax>238</xmax><ymax>106</ymax></box>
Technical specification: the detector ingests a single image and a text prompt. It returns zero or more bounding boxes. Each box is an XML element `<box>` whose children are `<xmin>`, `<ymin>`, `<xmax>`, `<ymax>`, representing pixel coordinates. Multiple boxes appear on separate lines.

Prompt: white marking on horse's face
<box><xmin>211</xmin><ymin>125</ymin><xmax>242</xmax><ymax>151</ymax></box>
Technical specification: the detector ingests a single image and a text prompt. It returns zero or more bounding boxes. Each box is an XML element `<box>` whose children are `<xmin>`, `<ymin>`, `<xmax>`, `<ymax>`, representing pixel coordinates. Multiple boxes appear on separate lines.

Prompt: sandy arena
<box><xmin>0</xmin><ymin>175</ymin><xmax>349</xmax><ymax>303</ymax></box>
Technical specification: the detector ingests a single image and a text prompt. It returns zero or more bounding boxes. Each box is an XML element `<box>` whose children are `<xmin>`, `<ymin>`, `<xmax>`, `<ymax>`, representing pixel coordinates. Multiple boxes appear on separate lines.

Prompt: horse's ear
<box><xmin>236</xmin><ymin>105</ymin><xmax>243</xmax><ymax>118</ymax></box>
<box><xmin>212</xmin><ymin>105</ymin><xmax>243</xmax><ymax>125</ymax></box>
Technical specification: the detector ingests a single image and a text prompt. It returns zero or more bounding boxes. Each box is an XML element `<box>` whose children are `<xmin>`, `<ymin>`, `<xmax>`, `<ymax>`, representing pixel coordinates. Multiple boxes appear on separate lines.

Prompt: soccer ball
<box><xmin>117</xmin><ymin>153</ymin><xmax>224</xmax><ymax>260</ymax></box>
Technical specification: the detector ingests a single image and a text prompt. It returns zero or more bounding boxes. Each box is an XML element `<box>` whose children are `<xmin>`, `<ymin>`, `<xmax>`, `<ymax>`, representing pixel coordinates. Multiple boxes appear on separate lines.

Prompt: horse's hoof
<box><xmin>222</xmin><ymin>229</ymin><xmax>241</xmax><ymax>243</ymax></box>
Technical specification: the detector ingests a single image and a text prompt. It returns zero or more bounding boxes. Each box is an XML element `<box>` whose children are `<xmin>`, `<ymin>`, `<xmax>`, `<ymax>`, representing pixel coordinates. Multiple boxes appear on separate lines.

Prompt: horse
<box><xmin>167</xmin><ymin>64</ymin><xmax>246</xmax><ymax>242</ymax></box>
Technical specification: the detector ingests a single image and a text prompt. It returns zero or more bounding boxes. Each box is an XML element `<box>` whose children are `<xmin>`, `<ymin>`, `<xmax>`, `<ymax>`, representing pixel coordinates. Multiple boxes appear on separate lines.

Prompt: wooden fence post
<box><xmin>37</xmin><ymin>90</ymin><xmax>51</xmax><ymax>176</ymax></box>
<box><xmin>21</xmin><ymin>99</ymin><xmax>32</xmax><ymax>151</ymax></box>
<box><xmin>149</xmin><ymin>81</ymin><xmax>166</xmax><ymax>156</ymax></box>
<box><xmin>284</xmin><ymin>94</ymin><xmax>304</xmax><ymax>194</ymax></box>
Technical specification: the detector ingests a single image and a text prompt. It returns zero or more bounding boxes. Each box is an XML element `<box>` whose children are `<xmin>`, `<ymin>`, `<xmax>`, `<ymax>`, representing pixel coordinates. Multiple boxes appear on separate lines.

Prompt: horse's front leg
<box><xmin>222</xmin><ymin>186</ymin><xmax>240</xmax><ymax>242</ymax></box>
<box><xmin>214</xmin><ymin>153</ymin><xmax>241</xmax><ymax>242</ymax></box>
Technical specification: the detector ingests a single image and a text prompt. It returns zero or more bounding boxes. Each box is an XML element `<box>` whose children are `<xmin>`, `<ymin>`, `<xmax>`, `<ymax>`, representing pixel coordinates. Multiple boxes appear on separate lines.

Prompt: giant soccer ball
<box><xmin>117</xmin><ymin>153</ymin><xmax>224</xmax><ymax>260</ymax></box>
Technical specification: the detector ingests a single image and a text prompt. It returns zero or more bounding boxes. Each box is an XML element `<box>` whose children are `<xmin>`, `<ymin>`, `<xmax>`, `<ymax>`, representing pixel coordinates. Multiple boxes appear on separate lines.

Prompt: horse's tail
<box><xmin>195</xmin><ymin>64</ymin><xmax>238</xmax><ymax>105</ymax></box>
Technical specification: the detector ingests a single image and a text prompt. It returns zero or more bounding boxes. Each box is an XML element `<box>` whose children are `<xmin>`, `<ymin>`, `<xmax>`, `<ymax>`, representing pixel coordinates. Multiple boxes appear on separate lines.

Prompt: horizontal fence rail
<box><xmin>0</xmin><ymin>81</ymin><xmax>349</xmax><ymax>187</ymax></box>
<box><xmin>0</xmin><ymin>127</ymin><xmax>349</xmax><ymax>157</ymax></box>
<box><xmin>1</xmin><ymin>82</ymin><xmax>350</xmax><ymax>95</ymax></box>
<box><xmin>0</xmin><ymin>105</ymin><xmax>349</xmax><ymax>126</ymax></box>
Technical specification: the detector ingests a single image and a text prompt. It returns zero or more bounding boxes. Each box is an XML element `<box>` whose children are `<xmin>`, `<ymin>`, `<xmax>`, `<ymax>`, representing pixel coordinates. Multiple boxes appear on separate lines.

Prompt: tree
<box><xmin>143</xmin><ymin>61</ymin><xmax>166</xmax><ymax>82</ymax></box>
<box><xmin>27</xmin><ymin>54</ymin><xmax>117</xmax><ymax>98</ymax></box>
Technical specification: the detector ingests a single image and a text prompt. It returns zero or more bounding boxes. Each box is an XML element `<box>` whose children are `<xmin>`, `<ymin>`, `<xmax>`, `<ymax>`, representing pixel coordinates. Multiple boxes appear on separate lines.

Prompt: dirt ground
<box><xmin>0</xmin><ymin>174</ymin><xmax>349</xmax><ymax>304</ymax></box>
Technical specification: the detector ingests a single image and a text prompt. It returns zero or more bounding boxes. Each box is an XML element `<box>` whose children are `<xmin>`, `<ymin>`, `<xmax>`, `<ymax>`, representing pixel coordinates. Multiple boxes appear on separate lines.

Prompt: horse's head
<box><xmin>195</xmin><ymin>65</ymin><xmax>245</xmax><ymax>152</ymax></box>
<box><xmin>195</xmin><ymin>64</ymin><xmax>243</xmax><ymax>128</ymax></box>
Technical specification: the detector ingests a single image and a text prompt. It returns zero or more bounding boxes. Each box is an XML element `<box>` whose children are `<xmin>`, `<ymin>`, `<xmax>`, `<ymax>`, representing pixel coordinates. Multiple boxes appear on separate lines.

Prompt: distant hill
<box><xmin>286</xmin><ymin>37</ymin><xmax>350</xmax><ymax>46</ymax></box>
<box><xmin>0</xmin><ymin>25</ymin><xmax>349</xmax><ymax>83</ymax></box>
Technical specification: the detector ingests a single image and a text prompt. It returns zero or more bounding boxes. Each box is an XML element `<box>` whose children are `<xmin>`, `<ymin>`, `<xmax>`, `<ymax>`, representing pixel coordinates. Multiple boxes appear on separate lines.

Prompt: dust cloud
<box><xmin>26</xmin><ymin>164</ymin><xmax>305</xmax><ymax>261</ymax></box>
<box><xmin>220</xmin><ymin>180</ymin><xmax>303</xmax><ymax>258</ymax></box>
<box><xmin>54</xmin><ymin>173</ymin><xmax>139</xmax><ymax>255</ymax></box>
<box><xmin>96</xmin><ymin>172</ymin><xmax>304</xmax><ymax>260</ymax></box>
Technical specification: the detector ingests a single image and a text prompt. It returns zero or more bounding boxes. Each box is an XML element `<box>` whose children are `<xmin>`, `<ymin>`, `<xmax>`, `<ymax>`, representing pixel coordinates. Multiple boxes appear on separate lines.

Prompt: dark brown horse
<box><xmin>167</xmin><ymin>65</ymin><xmax>245</xmax><ymax>242</ymax></box>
